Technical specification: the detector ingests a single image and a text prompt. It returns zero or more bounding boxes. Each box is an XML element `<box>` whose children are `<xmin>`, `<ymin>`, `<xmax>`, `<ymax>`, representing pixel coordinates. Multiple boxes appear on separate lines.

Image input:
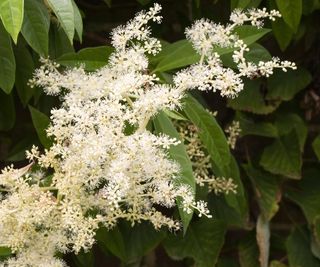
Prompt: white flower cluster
<box><xmin>183</xmin><ymin>8</ymin><xmax>296</xmax><ymax>98</ymax></box>
<box><xmin>0</xmin><ymin>4</ymin><xmax>293</xmax><ymax>266</ymax></box>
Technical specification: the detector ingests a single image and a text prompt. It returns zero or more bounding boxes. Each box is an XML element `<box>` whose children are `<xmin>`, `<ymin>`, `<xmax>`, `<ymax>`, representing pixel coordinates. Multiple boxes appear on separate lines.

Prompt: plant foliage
<box><xmin>0</xmin><ymin>0</ymin><xmax>319</xmax><ymax>266</ymax></box>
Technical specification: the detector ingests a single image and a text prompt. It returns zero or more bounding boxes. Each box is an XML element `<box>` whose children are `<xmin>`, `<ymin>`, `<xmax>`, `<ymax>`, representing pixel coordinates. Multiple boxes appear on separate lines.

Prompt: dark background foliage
<box><xmin>1</xmin><ymin>0</ymin><xmax>320</xmax><ymax>266</ymax></box>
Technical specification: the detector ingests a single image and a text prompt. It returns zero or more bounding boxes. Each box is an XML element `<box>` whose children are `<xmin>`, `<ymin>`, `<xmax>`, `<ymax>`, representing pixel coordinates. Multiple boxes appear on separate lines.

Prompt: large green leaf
<box><xmin>267</xmin><ymin>68</ymin><xmax>312</xmax><ymax>101</ymax></box>
<box><xmin>98</xmin><ymin>223</ymin><xmax>165</xmax><ymax>264</ymax></box>
<box><xmin>14</xmin><ymin>44</ymin><xmax>35</xmax><ymax>106</ymax></box>
<box><xmin>286</xmin><ymin>168</ymin><xmax>320</xmax><ymax>224</ymax></box>
<box><xmin>244</xmin><ymin>165</ymin><xmax>280</xmax><ymax>220</ymax></box>
<box><xmin>235</xmin><ymin>26</ymin><xmax>270</xmax><ymax>46</ymax></box>
<box><xmin>0</xmin><ymin>0</ymin><xmax>24</xmax><ymax>43</ymax></box>
<box><xmin>260</xmin><ymin>130</ymin><xmax>301</xmax><ymax>179</ymax></box>
<box><xmin>231</xmin><ymin>0</ymin><xmax>251</xmax><ymax>8</ymax></box>
<box><xmin>208</xmin><ymin>193</ymin><xmax>247</xmax><ymax>227</ymax></box>
<box><xmin>72</xmin><ymin>251</ymin><xmax>94</xmax><ymax>267</ymax></box>
<box><xmin>163</xmin><ymin>218</ymin><xmax>226</xmax><ymax>267</ymax></box>
<box><xmin>6</xmin><ymin>136</ymin><xmax>36</xmax><ymax>162</ymax></box>
<box><xmin>0</xmin><ymin>22</ymin><xmax>16</xmax><ymax>94</ymax></box>
<box><xmin>57</xmin><ymin>46</ymin><xmax>114</xmax><ymax>71</ymax></box>
<box><xmin>46</xmin><ymin>0</ymin><xmax>74</xmax><ymax>43</ymax></box>
<box><xmin>238</xmin><ymin>231</ymin><xmax>260</xmax><ymax>267</ymax></box>
<box><xmin>48</xmin><ymin>24</ymin><xmax>74</xmax><ymax>59</ymax></box>
<box><xmin>236</xmin><ymin>112</ymin><xmax>278</xmax><ymax>138</ymax></box>
<box><xmin>274</xmin><ymin>113</ymin><xmax>307</xmax><ymax>151</ymax></box>
<box><xmin>0</xmin><ymin>90</ymin><xmax>15</xmax><ymax>131</ymax></box>
<box><xmin>275</xmin><ymin>0</ymin><xmax>302</xmax><ymax>32</ymax></box>
<box><xmin>120</xmin><ymin>222</ymin><xmax>165</xmax><ymax>263</ymax></box>
<box><xmin>286</xmin><ymin>227</ymin><xmax>320</xmax><ymax>267</ymax></box>
<box><xmin>152</xmin><ymin>40</ymin><xmax>200</xmax><ymax>73</ymax></box>
<box><xmin>183</xmin><ymin>95</ymin><xmax>231</xmax><ymax>173</ymax></box>
<box><xmin>21</xmin><ymin>0</ymin><xmax>50</xmax><ymax>56</ymax></box>
<box><xmin>29</xmin><ymin>106</ymin><xmax>52</xmax><ymax>149</ymax></box>
<box><xmin>72</xmin><ymin>0</ymin><xmax>83</xmax><ymax>42</ymax></box>
<box><xmin>231</xmin><ymin>0</ymin><xmax>262</xmax><ymax>9</ymax></box>
<box><xmin>153</xmin><ymin>112</ymin><xmax>196</xmax><ymax>232</ymax></box>
<box><xmin>96</xmin><ymin>227</ymin><xmax>127</xmax><ymax>262</ymax></box>
<box><xmin>271</xmin><ymin>17</ymin><xmax>293</xmax><ymax>51</ymax></box>
<box><xmin>228</xmin><ymin>79</ymin><xmax>280</xmax><ymax>115</ymax></box>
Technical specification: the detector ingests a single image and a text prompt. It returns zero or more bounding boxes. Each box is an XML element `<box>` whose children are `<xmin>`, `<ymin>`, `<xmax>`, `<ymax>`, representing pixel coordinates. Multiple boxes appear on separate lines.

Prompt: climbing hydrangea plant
<box><xmin>0</xmin><ymin>4</ymin><xmax>295</xmax><ymax>266</ymax></box>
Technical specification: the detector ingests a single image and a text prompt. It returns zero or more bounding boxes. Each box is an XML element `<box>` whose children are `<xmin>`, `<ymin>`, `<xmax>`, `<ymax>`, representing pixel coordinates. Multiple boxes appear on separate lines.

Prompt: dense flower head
<box><xmin>0</xmin><ymin>4</ymin><xmax>295</xmax><ymax>266</ymax></box>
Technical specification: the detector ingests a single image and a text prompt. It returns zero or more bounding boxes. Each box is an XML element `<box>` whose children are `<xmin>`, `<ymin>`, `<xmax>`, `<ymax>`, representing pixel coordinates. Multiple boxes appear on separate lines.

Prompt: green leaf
<box><xmin>208</xmin><ymin>193</ymin><xmax>246</xmax><ymax>227</ymax></box>
<box><xmin>72</xmin><ymin>251</ymin><xmax>94</xmax><ymax>267</ymax></box>
<box><xmin>271</xmin><ymin>17</ymin><xmax>293</xmax><ymax>51</ymax></box>
<box><xmin>286</xmin><ymin>227</ymin><xmax>320</xmax><ymax>267</ymax></box>
<box><xmin>286</xmin><ymin>168</ymin><xmax>320</xmax><ymax>224</ymax></box>
<box><xmin>275</xmin><ymin>0</ymin><xmax>302</xmax><ymax>32</ymax></box>
<box><xmin>312</xmin><ymin>135</ymin><xmax>320</xmax><ymax>161</ymax></box>
<box><xmin>236</xmin><ymin>112</ymin><xmax>278</xmax><ymax>138</ymax></box>
<box><xmin>245</xmin><ymin>43</ymin><xmax>272</xmax><ymax>63</ymax></box>
<box><xmin>274</xmin><ymin>113</ymin><xmax>307</xmax><ymax>151</ymax></box>
<box><xmin>0</xmin><ymin>247</ymin><xmax>12</xmax><ymax>256</ymax></box>
<box><xmin>163</xmin><ymin>109</ymin><xmax>188</xmax><ymax>121</ymax></box>
<box><xmin>164</xmin><ymin>218</ymin><xmax>226</xmax><ymax>267</ymax></box>
<box><xmin>28</xmin><ymin>106</ymin><xmax>52</xmax><ymax>149</ymax></box>
<box><xmin>21</xmin><ymin>0</ymin><xmax>50</xmax><ymax>56</ymax></box>
<box><xmin>238</xmin><ymin>231</ymin><xmax>260</xmax><ymax>267</ymax></box>
<box><xmin>267</xmin><ymin>68</ymin><xmax>312</xmax><ymax>101</ymax></box>
<box><xmin>183</xmin><ymin>95</ymin><xmax>231</xmax><ymax>173</ymax></box>
<box><xmin>0</xmin><ymin>90</ymin><xmax>15</xmax><ymax>131</ymax></box>
<box><xmin>153</xmin><ymin>112</ymin><xmax>195</xmax><ymax>232</ymax></box>
<box><xmin>98</xmin><ymin>223</ymin><xmax>165</xmax><ymax>263</ymax></box>
<box><xmin>46</xmin><ymin>0</ymin><xmax>74</xmax><ymax>43</ymax></box>
<box><xmin>260</xmin><ymin>130</ymin><xmax>301</xmax><ymax>179</ymax></box>
<box><xmin>14</xmin><ymin>44</ymin><xmax>35</xmax><ymax>106</ymax></box>
<box><xmin>6</xmin><ymin>136</ymin><xmax>36</xmax><ymax>162</ymax></box>
<box><xmin>235</xmin><ymin>26</ymin><xmax>271</xmax><ymax>45</ymax></box>
<box><xmin>0</xmin><ymin>0</ymin><xmax>24</xmax><ymax>43</ymax></box>
<box><xmin>57</xmin><ymin>46</ymin><xmax>114</xmax><ymax>71</ymax></box>
<box><xmin>49</xmin><ymin>23</ymin><xmax>74</xmax><ymax>59</ymax></box>
<box><xmin>120</xmin><ymin>222</ymin><xmax>165</xmax><ymax>263</ymax></box>
<box><xmin>231</xmin><ymin>0</ymin><xmax>263</xmax><ymax>10</ymax></box>
<box><xmin>228</xmin><ymin>79</ymin><xmax>280</xmax><ymax>115</ymax></box>
<box><xmin>244</xmin><ymin>165</ymin><xmax>280</xmax><ymax>220</ymax></box>
<box><xmin>96</xmin><ymin>227</ymin><xmax>127</xmax><ymax>261</ymax></box>
<box><xmin>236</xmin><ymin>0</ymin><xmax>251</xmax><ymax>8</ymax></box>
<box><xmin>0</xmin><ymin>22</ymin><xmax>16</xmax><ymax>94</ymax></box>
<box><xmin>72</xmin><ymin>0</ymin><xmax>83</xmax><ymax>42</ymax></box>
<box><xmin>152</xmin><ymin>40</ymin><xmax>200</xmax><ymax>73</ymax></box>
